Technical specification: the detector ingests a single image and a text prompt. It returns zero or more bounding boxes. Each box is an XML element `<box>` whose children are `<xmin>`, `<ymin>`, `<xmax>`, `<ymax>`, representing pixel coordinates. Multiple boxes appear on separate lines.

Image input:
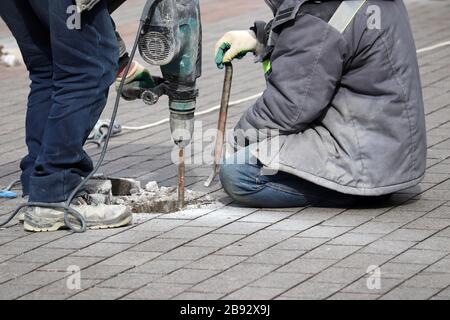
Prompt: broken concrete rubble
<box><xmin>85</xmin><ymin>177</ymin><xmax>214</xmax><ymax>214</ymax></box>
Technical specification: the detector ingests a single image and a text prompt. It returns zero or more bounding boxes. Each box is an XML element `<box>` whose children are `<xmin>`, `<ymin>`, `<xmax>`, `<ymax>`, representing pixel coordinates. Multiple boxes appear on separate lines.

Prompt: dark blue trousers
<box><xmin>0</xmin><ymin>0</ymin><xmax>118</xmax><ymax>202</ymax></box>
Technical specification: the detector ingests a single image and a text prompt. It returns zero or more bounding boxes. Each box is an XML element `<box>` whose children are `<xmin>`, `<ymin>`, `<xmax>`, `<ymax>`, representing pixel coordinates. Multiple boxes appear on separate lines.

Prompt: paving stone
<box><xmin>240</xmin><ymin>211</ymin><xmax>293</xmax><ymax>223</ymax></box>
<box><xmin>340</xmin><ymin>277</ymin><xmax>402</xmax><ymax>295</ymax></box>
<box><xmin>434</xmin><ymin>286</ymin><xmax>450</xmax><ymax>299</ymax></box>
<box><xmin>0</xmin><ymin>283</ymin><xmax>41</xmax><ymax>300</ymax></box>
<box><xmin>380</xmin><ymin>262</ymin><xmax>427</xmax><ymax>279</ymax></box>
<box><xmin>72</xmin><ymin>242</ymin><xmax>133</xmax><ymax>258</ymax></box>
<box><xmin>383</xmin><ymin>229</ymin><xmax>435</xmax><ymax>242</ymax></box>
<box><xmin>415</xmin><ymin>236</ymin><xmax>450</xmax><ymax>251</ymax></box>
<box><xmin>185</xmin><ymin>215</ymin><xmax>241</xmax><ymax>228</ymax></box>
<box><xmin>374</xmin><ymin>210</ymin><xmax>426</xmax><ymax>223</ymax></box>
<box><xmin>328</xmin><ymin>292</ymin><xmax>380</xmax><ymax>300</ymax></box>
<box><xmin>311</xmin><ymin>267</ymin><xmax>366</xmax><ymax>285</ymax></box>
<box><xmin>190</xmin><ymin>263</ymin><xmax>278</xmax><ymax>294</ymax></box>
<box><xmin>0</xmin><ymin>261</ymin><xmax>42</xmax><ymax>284</ymax></box>
<box><xmin>335</xmin><ymin>253</ymin><xmax>394</xmax><ymax>269</ymax></box>
<box><xmin>124</xmin><ymin>283</ymin><xmax>191</xmax><ymax>300</ymax></box>
<box><xmin>101</xmin><ymin>231</ymin><xmax>160</xmax><ymax>244</ymax></box>
<box><xmin>12</xmin><ymin>248</ymin><xmax>73</xmax><ymax>263</ymax></box>
<box><xmin>273</xmin><ymin>237</ymin><xmax>328</xmax><ymax>251</ymax></box>
<box><xmin>302</xmin><ymin>245</ymin><xmax>361</xmax><ymax>260</ymax></box>
<box><xmin>132</xmin><ymin>259</ymin><xmax>191</xmax><ymax>275</ymax></box>
<box><xmin>425</xmin><ymin>258</ymin><xmax>450</xmax><ymax>273</ymax></box>
<box><xmin>70</xmin><ymin>287</ymin><xmax>132</xmax><ymax>300</ymax></box>
<box><xmin>321</xmin><ymin>215</ymin><xmax>372</xmax><ymax>227</ymax></box>
<box><xmin>399</xmin><ymin>200</ymin><xmax>444</xmax><ymax>212</ymax></box>
<box><xmin>215</xmin><ymin>241</ymin><xmax>273</xmax><ymax>257</ymax></box>
<box><xmin>278</xmin><ymin>258</ymin><xmax>336</xmax><ymax>274</ymax></box>
<box><xmin>13</xmin><ymin>270</ymin><xmax>67</xmax><ymax>286</ymax></box>
<box><xmin>160</xmin><ymin>226</ymin><xmax>215</xmax><ymax>240</ymax></box>
<box><xmin>174</xmin><ymin>291</ymin><xmax>224</xmax><ymax>300</ymax></box>
<box><xmin>360</xmin><ymin>240</ymin><xmax>416</xmax><ymax>255</ymax></box>
<box><xmin>187</xmin><ymin>255</ymin><xmax>247</xmax><ymax>271</ymax></box>
<box><xmin>131</xmin><ymin>219</ymin><xmax>187</xmax><ymax>232</ymax></box>
<box><xmin>329</xmin><ymin>233</ymin><xmax>383</xmax><ymax>246</ymax></box>
<box><xmin>39</xmin><ymin>256</ymin><xmax>103</xmax><ymax>272</ymax></box>
<box><xmin>0</xmin><ymin>240</ymin><xmax>48</xmax><ymax>256</ymax></box>
<box><xmin>80</xmin><ymin>264</ymin><xmax>130</xmax><ymax>280</ymax></box>
<box><xmin>189</xmin><ymin>233</ymin><xmax>245</xmax><ymax>248</ymax></box>
<box><xmin>223</xmin><ymin>286</ymin><xmax>285</xmax><ymax>300</ymax></box>
<box><xmin>352</xmin><ymin>222</ymin><xmax>403</xmax><ymax>235</ymax></box>
<box><xmin>43</xmin><ymin>235</ymin><xmax>106</xmax><ymax>249</ymax></box>
<box><xmin>405</xmin><ymin>217</ymin><xmax>450</xmax><ymax>230</ymax></box>
<box><xmin>100</xmin><ymin>251</ymin><xmax>160</xmax><ymax>267</ymax></box>
<box><xmin>132</xmin><ymin>237</ymin><xmax>189</xmax><ymax>252</ymax></box>
<box><xmin>159</xmin><ymin>246</ymin><xmax>217</xmax><ymax>261</ymax></box>
<box><xmin>392</xmin><ymin>249</ymin><xmax>448</xmax><ymax>265</ymax></box>
<box><xmin>157</xmin><ymin>268</ymin><xmax>218</xmax><ymax>285</ymax></box>
<box><xmin>250</xmin><ymin>272</ymin><xmax>310</xmax><ymax>289</ymax></box>
<box><xmin>19</xmin><ymin>279</ymin><xmax>101</xmax><ymax>300</ymax></box>
<box><xmin>298</xmin><ymin>226</ymin><xmax>352</xmax><ymax>239</ymax></box>
<box><xmin>266</xmin><ymin>219</ymin><xmax>319</xmax><ymax>232</ymax></box>
<box><xmin>214</xmin><ymin>222</ymin><xmax>269</xmax><ymax>235</ymax></box>
<box><xmin>242</xmin><ymin>230</ymin><xmax>298</xmax><ymax>244</ymax></box>
<box><xmin>291</xmin><ymin>207</ymin><xmax>344</xmax><ymax>220</ymax></box>
<box><xmin>281</xmin><ymin>281</ymin><xmax>344</xmax><ymax>300</ymax></box>
<box><xmin>402</xmin><ymin>273</ymin><xmax>450</xmax><ymax>289</ymax></box>
<box><xmin>381</xmin><ymin>286</ymin><xmax>440</xmax><ymax>300</ymax></box>
<box><xmin>97</xmin><ymin>273</ymin><xmax>161</xmax><ymax>289</ymax></box>
<box><xmin>426</xmin><ymin>206</ymin><xmax>450</xmax><ymax>219</ymax></box>
<box><xmin>247</xmin><ymin>249</ymin><xmax>305</xmax><ymax>265</ymax></box>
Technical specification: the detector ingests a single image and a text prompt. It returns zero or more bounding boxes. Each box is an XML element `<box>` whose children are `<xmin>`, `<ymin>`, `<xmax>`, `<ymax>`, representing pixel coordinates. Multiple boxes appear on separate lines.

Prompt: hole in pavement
<box><xmin>88</xmin><ymin>178</ymin><xmax>214</xmax><ymax>214</ymax></box>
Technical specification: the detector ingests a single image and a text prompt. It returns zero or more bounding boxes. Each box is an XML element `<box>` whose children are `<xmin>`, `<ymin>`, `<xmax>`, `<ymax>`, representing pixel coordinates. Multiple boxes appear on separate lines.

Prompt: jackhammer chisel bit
<box><xmin>178</xmin><ymin>147</ymin><xmax>186</xmax><ymax>209</ymax></box>
<box><xmin>204</xmin><ymin>63</ymin><xmax>233</xmax><ymax>187</ymax></box>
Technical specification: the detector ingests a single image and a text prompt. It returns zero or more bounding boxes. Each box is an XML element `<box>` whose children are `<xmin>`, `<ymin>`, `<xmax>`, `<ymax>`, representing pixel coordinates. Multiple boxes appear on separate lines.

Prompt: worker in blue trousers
<box><xmin>0</xmin><ymin>0</ymin><xmax>147</xmax><ymax>232</ymax></box>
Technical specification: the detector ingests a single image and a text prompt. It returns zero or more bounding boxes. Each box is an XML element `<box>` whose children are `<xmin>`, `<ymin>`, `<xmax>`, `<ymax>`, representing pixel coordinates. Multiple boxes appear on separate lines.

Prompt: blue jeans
<box><xmin>0</xmin><ymin>0</ymin><xmax>118</xmax><ymax>202</ymax></box>
<box><xmin>220</xmin><ymin>147</ymin><xmax>360</xmax><ymax>208</ymax></box>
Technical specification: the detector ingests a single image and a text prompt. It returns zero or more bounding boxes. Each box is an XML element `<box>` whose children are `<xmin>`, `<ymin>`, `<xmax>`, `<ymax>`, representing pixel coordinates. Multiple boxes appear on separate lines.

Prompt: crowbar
<box><xmin>204</xmin><ymin>63</ymin><xmax>233</xmax><ymax>187</ymax></box>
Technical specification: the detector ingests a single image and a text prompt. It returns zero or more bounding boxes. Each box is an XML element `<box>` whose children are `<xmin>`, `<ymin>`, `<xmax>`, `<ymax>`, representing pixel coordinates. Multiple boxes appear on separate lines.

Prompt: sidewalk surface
<box><xmin>1</xmin><ymin>0</ymin><xmax>450</xmax><ymax>300</ymax></box>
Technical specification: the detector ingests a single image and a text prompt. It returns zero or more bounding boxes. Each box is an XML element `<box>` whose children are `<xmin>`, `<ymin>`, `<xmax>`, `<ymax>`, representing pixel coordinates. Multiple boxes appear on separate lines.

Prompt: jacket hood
<box><xmin>265</xmin><ymin>0</ymin><xmax>308</xmax><ymax>15</ymax></box>
<box><xmin>265</xmin><ymin>0</ymin><xmax>288</xmax><ymax>14</ymax></box>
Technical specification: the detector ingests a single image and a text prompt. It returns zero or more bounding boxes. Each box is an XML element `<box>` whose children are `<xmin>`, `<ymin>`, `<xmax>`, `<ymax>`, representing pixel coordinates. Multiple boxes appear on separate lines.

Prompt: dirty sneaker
<box><xmin>24</xmin><ymin>197</ymin><xmax>132</xmax><ymax>232</ymax></box>
<box><xmin>17</xmin><ymin>196</ymin><xmax>29</xmax><ymax>222</ymax></box>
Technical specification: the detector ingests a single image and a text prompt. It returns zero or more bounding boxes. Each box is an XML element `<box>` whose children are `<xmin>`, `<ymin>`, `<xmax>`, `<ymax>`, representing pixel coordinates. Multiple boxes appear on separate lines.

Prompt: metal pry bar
<box><xmin>204</xmin><ymin>63</ymin><xmax>233</xmax><ymax>187</ymax></box>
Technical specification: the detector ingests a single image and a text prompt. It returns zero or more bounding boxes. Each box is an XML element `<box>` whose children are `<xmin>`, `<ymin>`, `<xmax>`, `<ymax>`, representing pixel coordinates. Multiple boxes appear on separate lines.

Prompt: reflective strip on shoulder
<box><xmin>263</xmin><ymin>60</ymin><xmax>272</xmax><ymax>74</ymax></box>
<box><xmin>328</xmin><ymin>0</ymin><xmax>367</xmax><ymax>33</ymax></box>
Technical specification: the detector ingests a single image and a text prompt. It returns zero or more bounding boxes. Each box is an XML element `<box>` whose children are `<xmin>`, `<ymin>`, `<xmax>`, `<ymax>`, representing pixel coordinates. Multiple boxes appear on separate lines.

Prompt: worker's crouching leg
<box><xmin>220</xmin><ymin>147</ymin><xmax>360</xmax><ymax>208</ymax></box>
<box><xmin>219</xmin><ymin>147</ymin><xmax>265</xmax><ymax>207</ymax></box>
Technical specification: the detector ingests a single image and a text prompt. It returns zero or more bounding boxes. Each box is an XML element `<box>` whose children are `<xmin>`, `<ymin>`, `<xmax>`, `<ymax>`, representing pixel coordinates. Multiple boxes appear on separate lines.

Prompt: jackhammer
<box><xmin>132</xmin><ymin>0</ymin><xmax>202</xmax><ymax>209</ymax></box>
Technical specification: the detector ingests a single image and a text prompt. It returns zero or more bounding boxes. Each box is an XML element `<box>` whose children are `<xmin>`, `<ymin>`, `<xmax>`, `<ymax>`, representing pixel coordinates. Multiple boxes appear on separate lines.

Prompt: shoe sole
<box><xmin>24</xmin><ymin>214</ymin><xmax>133</xmax><ymax>233</ymax></box>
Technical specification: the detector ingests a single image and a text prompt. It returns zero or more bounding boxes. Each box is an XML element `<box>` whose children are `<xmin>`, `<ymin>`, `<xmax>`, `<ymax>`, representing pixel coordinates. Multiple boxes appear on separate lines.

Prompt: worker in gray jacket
<box><xmin>215</xmin><ymin>0</ymin><xmax>427</xmax><ymax>208</ymax></box>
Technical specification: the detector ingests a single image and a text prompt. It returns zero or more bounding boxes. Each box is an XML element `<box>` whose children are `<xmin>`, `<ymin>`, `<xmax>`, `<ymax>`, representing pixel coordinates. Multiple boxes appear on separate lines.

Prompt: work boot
<box><xmin>24</xmin><ymin>197</ymin><xmax>132</xmax><ymax>232</ymax></box>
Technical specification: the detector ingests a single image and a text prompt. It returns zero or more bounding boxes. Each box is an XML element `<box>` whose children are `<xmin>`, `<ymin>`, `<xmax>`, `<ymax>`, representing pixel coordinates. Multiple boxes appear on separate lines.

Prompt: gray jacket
<box><xmin>236</xmin><ymin>0</ymin><xmax>426</xmax><ymax>196</ymax></box>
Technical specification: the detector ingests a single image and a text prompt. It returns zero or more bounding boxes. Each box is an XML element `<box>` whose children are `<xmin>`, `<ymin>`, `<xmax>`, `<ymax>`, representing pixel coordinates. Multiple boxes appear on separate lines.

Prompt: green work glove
<box><xmin>116</xmin><ymin>61</ymin><xmax>160</xmax><ymax>101</ymax></box>
<box><xmin>214</xmin><ymin>30</ymin><xmax>258</xmax><ymax>69</ymax></box>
